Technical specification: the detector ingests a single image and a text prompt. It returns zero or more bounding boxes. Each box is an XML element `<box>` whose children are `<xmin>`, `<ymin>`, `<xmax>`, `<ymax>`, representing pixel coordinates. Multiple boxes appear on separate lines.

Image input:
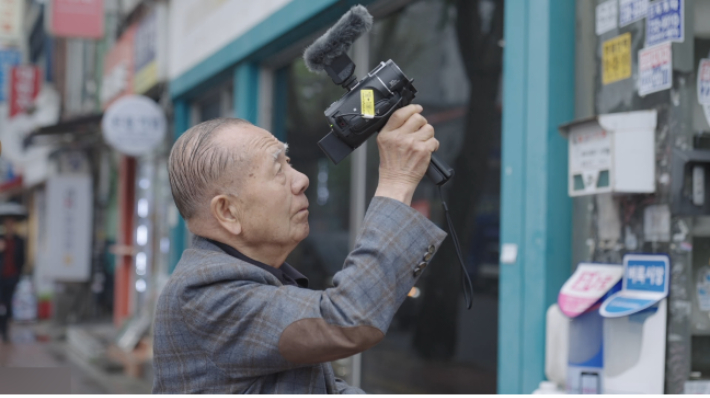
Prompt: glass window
<box><xmin>282</xmin><ymin>59</ymin><xmax>353</xmax><ymax>290</ymax></box>
<box><xmin>360</xmin><ymin>0</ymin><xmax>502</xmax><ymax>393</ymax></box>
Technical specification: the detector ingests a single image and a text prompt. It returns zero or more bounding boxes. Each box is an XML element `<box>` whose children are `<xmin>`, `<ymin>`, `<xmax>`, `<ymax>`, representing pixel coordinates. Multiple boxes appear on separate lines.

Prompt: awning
<box><xmin>24</xmin><ymin>113</ymin><xmax>103</xmax><ymax>148</ymax></box>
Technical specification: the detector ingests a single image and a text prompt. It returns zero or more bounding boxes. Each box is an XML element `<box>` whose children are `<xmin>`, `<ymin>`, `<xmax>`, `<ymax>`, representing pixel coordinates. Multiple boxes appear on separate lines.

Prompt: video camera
<box><xmin>303</xmin><ymin>6</ymin><xmax>454</xmax><ymax>186</ymax></box>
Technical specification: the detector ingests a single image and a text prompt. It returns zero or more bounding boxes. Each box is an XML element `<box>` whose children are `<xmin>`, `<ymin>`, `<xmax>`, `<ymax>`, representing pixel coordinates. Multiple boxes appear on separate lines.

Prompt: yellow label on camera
<box><xmin>360</xmin><ymin>89</ymin><xmax>375</xmax><ymax>116</ymax></box>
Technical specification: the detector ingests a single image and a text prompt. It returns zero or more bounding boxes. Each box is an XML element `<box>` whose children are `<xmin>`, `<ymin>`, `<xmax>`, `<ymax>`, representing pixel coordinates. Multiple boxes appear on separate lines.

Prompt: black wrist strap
<box><xmin>437</xmin><ymin>185</ymin><xmax>474</xmax><ymax>309</ymax></box>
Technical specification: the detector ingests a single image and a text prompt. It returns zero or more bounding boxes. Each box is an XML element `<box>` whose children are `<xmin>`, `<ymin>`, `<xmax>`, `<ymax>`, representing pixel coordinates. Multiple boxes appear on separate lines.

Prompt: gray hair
<box><xmin>168</xmin><ymin>117</ymin><xmax>252</xmax><ymax>220</ymax></box>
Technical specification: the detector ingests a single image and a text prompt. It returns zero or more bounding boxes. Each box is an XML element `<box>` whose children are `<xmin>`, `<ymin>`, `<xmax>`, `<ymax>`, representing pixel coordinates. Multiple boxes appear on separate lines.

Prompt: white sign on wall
<box><xmin>698</xmin><ymin>58</ymin><xmax>710</xmax><ymax>105</ymax></box>
<box><xmin>101</xmin><ymin>95</ymin><xmax>167</xmax><ymax>156</ymax></box>
<box><xmin>168</xmin><ymin>0</ymin><xmax>292</xmax><ymax>79</ymax></box>
<box><xmin>0</xmin><ymin>0</ymin><xmax>22</xmax><ymax>42</ymax></box>
<box><xmin>43</xmin><ymin>175</ymin><xmax>93</xmax><ymax>282</ymax></box>
<box><xmin>562</xmin><ymin>110</ymin><xmax>657</xmax><ymax>197</ymax></box>
<box><xmin>568</xmin><ymin>121</ymin><xmax>613</xmax><ymax>195</ymax></box>
<box><xmin>638</xmin><ymin>42</ymin><xmax>673</xmax><ymax>96</ymax></box>
<box><xmin>619</xmin><ymin>0</ymin><xmax>648</xmax><ymax>27</ymax></box>
<box><xmin>596</xmin><ymin>0</ymin><xmax>618</xmax><ymax>35</ymax></box>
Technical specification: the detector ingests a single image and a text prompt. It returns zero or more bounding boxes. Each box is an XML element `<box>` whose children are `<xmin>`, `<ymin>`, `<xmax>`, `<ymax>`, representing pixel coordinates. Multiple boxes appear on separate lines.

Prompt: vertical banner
<box><xmin>42</xmin><ymin>175</ymin><xmax>93</xmax><ymax>282</ymax></box>
<box><xmin>9</xmin><ymin>66</ymin><xmax>41</xmax><ymax>117</ymax></box>
<box><xmin>101</xmin><ymin>26</ymin><xmax>135</xmax><ymax>109</ymax></box>
<box><xmin>0</xmin><ymin>0</ymin><xmax>22</xmax><ymax>42</ymax></box>
<box><xmin>0</xmin><ymin>48</ymin><xmax>20</xmax><ymax>101</ymax></box>
<box><xmin>133</xmin><ymin>10</ymin><xmax>157</xmax><ymax>94</ymax></box>
<box><xmin>48</xmin><ymin>0</ymin><xmax>104</xmax><ymax>39</ymax></box>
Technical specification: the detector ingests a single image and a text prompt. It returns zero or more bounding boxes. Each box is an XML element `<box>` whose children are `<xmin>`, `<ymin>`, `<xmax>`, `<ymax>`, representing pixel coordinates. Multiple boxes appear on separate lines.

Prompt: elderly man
<box><xmin>153</xmin><ymin>104</ymin><xmax>446</xmax><ymax>394</ymax></box>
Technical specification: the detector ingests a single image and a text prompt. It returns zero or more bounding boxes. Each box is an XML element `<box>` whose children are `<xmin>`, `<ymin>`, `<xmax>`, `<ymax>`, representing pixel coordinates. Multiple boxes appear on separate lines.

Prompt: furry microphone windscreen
<box><xmin>303</xmin><ymin>4</ymin><xmax>373</xmax><ymax>72</ymax></box>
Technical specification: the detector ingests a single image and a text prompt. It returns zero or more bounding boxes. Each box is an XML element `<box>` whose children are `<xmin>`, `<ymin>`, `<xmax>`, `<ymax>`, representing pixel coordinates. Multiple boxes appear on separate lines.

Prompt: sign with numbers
<box><xmin>698</xmin><ymin>59</ymin><xmax>710</xmax><ymax>105</ymax></box>
<box><xmin>558</xmin><ymin>263</ymin><xmax>624</xmax><ymax>318</ymax></box>
<box><xmin>600</xmin><ymin>254</ymin><xmax>670</xmax><ymax>317</ymax></box>
<box><xmin>619</xmin><ymin>0</ymin><xmax>649</xmax><ymax>27</ymax></box>
<box><xmin>638</xmin><ymin>42</ymin><xmax>673</xmax><ymax>96</ymax></box>
<box><xmin>602</xmin><ymin>33</ymin><xmax>632</xmax><ymax>85</ymax></box>
<box><xmin>101</xmin><ymin>95</ymin><xmax>166</xmax><ymax>156</ymax></box>
<box><xmin>646</xmin><ymin>0</ymin><xmax>683</xmax><ymax>46</ymax></box>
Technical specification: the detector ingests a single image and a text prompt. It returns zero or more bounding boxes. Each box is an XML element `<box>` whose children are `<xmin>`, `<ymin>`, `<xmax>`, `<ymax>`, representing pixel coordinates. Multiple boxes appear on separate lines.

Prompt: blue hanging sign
<box><xmin>646</xmin><ymin>0</ymin><xmax>684</xmax><ymax>47</ymax></box>
<box><xmin>600</xmin><ymin>254</ymin><xmax>670</xmax><ymax>318</ymax></box>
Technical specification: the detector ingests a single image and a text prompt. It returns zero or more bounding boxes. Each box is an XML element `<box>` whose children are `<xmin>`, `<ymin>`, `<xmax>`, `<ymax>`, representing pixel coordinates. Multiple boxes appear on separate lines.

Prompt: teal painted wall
<box><xmin>169</xmin><ymin>99</ymin><xmax>190</xmax><ymax>273</ymax></box>
<box><xmin>498</xmin><ymin>0</ymin><xmax>575</xmax><ymax>393</ymax></box>
<box><xmin>234</xmin><ymin>62</ymin><xmax>260</xmax><ymax>124</ymax></box>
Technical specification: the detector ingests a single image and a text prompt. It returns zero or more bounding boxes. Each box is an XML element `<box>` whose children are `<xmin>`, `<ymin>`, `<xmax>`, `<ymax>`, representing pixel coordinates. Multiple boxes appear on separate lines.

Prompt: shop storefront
<box><xmin>168</xmin><ymin>0</ymin><xmax>502</xmax><ymax>393</ymax></box>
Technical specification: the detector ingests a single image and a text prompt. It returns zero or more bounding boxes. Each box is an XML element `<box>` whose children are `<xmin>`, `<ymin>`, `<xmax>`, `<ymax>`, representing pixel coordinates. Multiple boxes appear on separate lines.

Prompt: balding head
<box><xmin>168</xmin><ymin>117</ymin><xmax>252</xmax><ymax>220</ymax></box>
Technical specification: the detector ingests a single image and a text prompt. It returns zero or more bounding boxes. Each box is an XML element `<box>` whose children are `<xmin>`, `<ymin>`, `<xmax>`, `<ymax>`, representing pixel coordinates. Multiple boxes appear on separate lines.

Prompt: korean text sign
<box><xmin>646</xmin><ymin>0</ymin><xmax>683</xmax><ymax>46</ymax></box>
<box><xmin>638</xmin><ymin>42</ymin><xmax>672</xmax><ymax>96</ymax></box>
<box><xmin>600</xmin><ymin>254</ymin><xmax>670</xmax><ymax>318</ymax></box>
<box><xmin>698</xmin><ymin>59</ymin><xmax>710</xmax><ymax>105</ymax></box>
<box><xmin>9</xmin><ymin>66</ymin><xmax>41</xmax><ymax>118</ymax></box>
<box><xmin>619</xmin><ymin>0</ymin><xmax>649</xmax><ymax>27</ymax></box>
<box><xmin>603</xmin><ymin>33</ymin><xmax>632</xmax><ymax>85</ymax></box>
<box><xmin>625</xmin><ymin>259</ymin><xmax>667</xmax><ymax>293</ymax></box>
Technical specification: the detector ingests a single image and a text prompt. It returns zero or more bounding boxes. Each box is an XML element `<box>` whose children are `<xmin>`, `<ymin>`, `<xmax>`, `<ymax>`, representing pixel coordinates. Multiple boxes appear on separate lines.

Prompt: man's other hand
<box><xmin>374</xmin><ymin>104</ymin><xmax>439</xmax><ymax>206</ymax></box>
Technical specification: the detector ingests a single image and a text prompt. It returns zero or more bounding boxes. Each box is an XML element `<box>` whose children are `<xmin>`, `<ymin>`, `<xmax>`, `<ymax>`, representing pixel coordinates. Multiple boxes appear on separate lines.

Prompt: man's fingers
<box><xmin>400</xmin><ymin>113</ymin><xmax>428</xmax><ymax>135</ymax></box>
<box><xmin>384</xmin><ymin>104</ymin><xmax>423</xmax><ymax>131</ymax></box>
<box><xmin>411</xmin><ymin>123</ymin><xmax>435</xmax><ymax>142</ymax></box>
<box><xmin>424</xmin><ymin>137</ymin><xmax>440</xmax><ymax>153</ymax></box>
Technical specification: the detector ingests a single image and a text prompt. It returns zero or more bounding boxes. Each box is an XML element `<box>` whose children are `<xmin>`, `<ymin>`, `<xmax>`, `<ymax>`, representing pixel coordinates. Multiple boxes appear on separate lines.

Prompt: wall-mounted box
<box><xmin>559</xmin><ymin>110</ymin><xmax>657</xmax><ymax>197</ymax></box>
<box><xmin>670</xmin><ymin>148</ymin><xmax>710</xmax><ymax>216</ymax></box>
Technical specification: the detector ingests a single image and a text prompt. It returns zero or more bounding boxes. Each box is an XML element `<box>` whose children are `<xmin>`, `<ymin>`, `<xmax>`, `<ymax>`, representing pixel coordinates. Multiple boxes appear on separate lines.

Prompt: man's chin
<box><xmin>296</xmin><ymin>223</ymin><xmax>310</xmax><ymax>242</ymax></box>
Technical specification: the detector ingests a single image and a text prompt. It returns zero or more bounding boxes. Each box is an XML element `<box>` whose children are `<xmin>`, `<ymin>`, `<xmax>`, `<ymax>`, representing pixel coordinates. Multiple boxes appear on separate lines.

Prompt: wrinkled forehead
<box><xmin>214</xmin><ymin>124</ymin><xmax>287</xmax><ymax>171</ymax></box>
<box><xmin>244</xmin><ymin>128</ymin><xmax>287</xmax><ymax>160</ymax></box>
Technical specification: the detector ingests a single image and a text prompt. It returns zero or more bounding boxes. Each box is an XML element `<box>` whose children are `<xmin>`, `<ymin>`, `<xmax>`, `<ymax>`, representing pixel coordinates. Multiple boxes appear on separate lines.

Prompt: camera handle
<box><xmin>395</xmin><ymin>88</ymin><xmax>454</xmax><ymax>186</ymax></box>
<box><xmin>427</xmin><ymin>154</ymin><xmax>454</xmax><ymax>186</ymax></box>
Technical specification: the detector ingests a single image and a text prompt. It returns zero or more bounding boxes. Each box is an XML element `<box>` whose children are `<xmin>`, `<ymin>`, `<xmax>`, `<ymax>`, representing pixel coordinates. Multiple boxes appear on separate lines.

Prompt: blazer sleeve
<box><xmin>179</xmin><ymin>197</ymin><xmax>447</xmax><ymax>378</ymax></box>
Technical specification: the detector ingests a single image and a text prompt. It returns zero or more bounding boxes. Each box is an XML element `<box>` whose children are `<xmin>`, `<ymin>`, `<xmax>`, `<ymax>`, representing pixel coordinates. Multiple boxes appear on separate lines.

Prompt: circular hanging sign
<box><xmin>101</xmin><ymin>95</ymin><xmax>167</xmax><ymax>156</ymax></box>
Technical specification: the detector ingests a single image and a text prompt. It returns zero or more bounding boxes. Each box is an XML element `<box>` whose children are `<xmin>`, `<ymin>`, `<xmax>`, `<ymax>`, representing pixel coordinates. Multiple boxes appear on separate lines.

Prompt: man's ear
<box><xmin>210</xmin><ymin>194</ymin><xmax>242</xmax><ymax>236</ymax></box>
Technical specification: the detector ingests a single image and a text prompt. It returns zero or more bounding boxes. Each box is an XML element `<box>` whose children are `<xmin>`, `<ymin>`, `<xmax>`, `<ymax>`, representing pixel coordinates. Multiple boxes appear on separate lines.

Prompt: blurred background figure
<box><xmin>0</xmin><ymin>203</ymin><xmax>26</xmax><ymax>343</ymax></box>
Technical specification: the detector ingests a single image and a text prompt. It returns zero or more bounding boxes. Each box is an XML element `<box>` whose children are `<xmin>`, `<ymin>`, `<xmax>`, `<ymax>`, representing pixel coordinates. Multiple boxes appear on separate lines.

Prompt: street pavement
<box><xmin>0</xmin><ymin>322</ymin><xmax>151</xmax><ymax>394</ymax></box>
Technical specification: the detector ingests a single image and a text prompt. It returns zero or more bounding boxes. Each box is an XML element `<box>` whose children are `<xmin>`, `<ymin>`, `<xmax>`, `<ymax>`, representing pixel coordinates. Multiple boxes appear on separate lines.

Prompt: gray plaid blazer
<box><xmin>152</xmin><ymin>197</ymin><xmax>447</xmax><ymax>394</ymax></box>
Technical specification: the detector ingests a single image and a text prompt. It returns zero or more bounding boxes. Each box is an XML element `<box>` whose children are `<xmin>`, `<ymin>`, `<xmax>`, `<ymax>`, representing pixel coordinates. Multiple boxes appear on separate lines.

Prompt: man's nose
<box><xmin>292</xmin><ymin>170</ymin><xmax>309</xmax><ymax>195</ymax></box>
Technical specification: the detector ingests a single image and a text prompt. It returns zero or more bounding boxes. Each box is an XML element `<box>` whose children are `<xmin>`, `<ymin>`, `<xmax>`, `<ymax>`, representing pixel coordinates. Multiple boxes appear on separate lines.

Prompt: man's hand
<box><xmin>374</xmin><ymin>104</ymin><xmax>439</xmax><ymax>206</ymax></box>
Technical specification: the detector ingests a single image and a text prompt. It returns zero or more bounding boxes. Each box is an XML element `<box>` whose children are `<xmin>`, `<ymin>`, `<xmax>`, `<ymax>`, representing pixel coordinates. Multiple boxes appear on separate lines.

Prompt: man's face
<box><xmin>223</xmin><ymin>125</ymin><xmax>310</xmax><ymax>250</ymax></box>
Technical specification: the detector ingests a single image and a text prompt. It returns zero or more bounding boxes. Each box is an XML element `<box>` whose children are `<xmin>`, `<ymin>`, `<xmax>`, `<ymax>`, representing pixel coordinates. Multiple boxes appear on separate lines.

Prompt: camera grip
<box><xmin>427</xmin><ymin>153</ymin><xmax>454</xmax><ymax>186</ymax></box>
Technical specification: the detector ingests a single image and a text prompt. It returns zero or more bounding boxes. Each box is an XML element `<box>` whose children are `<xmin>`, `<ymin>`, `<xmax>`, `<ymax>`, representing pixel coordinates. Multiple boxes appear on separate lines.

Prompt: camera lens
<box><xmin>374</xmin><ymin>60</ymin><xmax>409</xmax><ymax>93</ymax></box>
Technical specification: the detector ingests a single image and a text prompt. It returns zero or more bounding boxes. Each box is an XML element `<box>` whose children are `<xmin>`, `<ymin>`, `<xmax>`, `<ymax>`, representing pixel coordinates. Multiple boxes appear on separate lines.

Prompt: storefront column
<box><xmin>498</xmin><ymin>0</ymin><xmax>575</xmax><ymax>393</ymax></box>
<box><xmin>115</xmin><ymin>155</ymin><xmax>136</xmax><ymax>326</ymax></box>
<box><xmin>234</xmin><ymin>62</ymin><xmax>259</xmax><ymax>123</ymax></box>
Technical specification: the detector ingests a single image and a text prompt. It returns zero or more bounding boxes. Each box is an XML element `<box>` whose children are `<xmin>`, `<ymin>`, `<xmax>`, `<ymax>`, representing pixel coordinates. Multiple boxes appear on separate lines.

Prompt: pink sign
<box><xmin>557</xmin><ymin>263</ymin><xmax>623</xmax><ymax>318</ymax></box>
<box><xmin>9</xmin><ymin>66</ymin><xmax>41</xmax><ymax>118</ymax></box>
<box><xmin>50</xmin><ymin>0</ymin><xmax>104</xmax><ymax>39</ymax></box>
